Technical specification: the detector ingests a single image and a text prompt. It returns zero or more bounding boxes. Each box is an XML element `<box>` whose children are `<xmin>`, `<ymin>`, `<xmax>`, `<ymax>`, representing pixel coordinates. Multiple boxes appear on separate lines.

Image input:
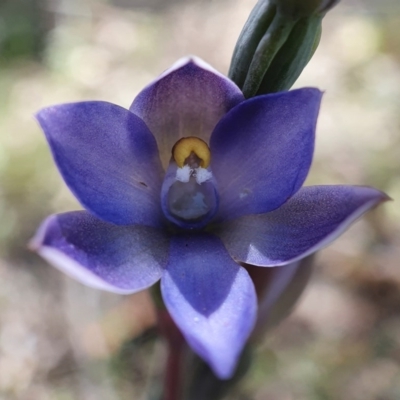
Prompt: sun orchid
<box><xmin>30</xmin><ymin>57</ymin><xmax>388</xmax><ymax>379</ymax></box>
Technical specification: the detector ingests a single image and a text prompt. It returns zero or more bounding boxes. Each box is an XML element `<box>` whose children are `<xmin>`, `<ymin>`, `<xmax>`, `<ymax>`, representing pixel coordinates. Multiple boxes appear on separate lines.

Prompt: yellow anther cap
<box><xmin>172</xmin><ymin>137</ymin><xmax>211</xmax><ymax>168</ymax></box>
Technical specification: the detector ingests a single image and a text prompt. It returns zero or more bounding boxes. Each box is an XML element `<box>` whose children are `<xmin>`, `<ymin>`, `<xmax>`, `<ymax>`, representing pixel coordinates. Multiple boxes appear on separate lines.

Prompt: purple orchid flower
<box><xmin>30</xmin><ymin>57</ymin><xmax>388</xmax><ymax>379</ymax></box>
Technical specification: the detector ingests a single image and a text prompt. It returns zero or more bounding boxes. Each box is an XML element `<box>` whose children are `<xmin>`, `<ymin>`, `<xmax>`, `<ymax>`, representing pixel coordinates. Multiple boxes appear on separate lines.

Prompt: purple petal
<box><xmin>37</xmin><ymin>101</ymin><xmax>164</xmax><ymax>227</ymax></box>
<box><xmin>216</xmin><ymin>185</ymin><xmax>389</xmax><ymax>266</ymax></box>
<box><xmin>245</xmin><ymin>256</ymin><xmax>314</xmax><ymax>340</ymax></box>
<box><xmin>30</xmin><ymin>211</ymin><xmax>169</xmax><ymax>294</ymax></box>
<box><xmin>130</xmin><ymin>57</ymin><xmax>244</xmax><ymax>168</ymax></box>
<box><xmin>210</xmin><ymin>88</ymin><xmax>322</xmax><ymax>220</ymax></box>
<box><xmin>161</xmin><ymin>234</ymin><xmax>257</xmax><ymax>379</ymax></box>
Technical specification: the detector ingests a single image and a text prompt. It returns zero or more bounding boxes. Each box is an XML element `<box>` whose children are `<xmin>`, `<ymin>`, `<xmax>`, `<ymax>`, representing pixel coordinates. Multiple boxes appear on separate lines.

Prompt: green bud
<box><xmin>228</xmin><ymin>1</ymin><xmax>277</xmax><ymax>90</ymax></box>
<box><xmin>228</xmin><ymin>0</ymin><xmax>339</xmax><ymax>98</ymax></box>
<box><xmin>271</xmin><ymin>0</ymin><xmax>340</xmax><ymax>18</ymax></box>
<box><xmin>256</xmin><ymin>15</ymin><xmax>322</xmax><ymax>94</ymax></box>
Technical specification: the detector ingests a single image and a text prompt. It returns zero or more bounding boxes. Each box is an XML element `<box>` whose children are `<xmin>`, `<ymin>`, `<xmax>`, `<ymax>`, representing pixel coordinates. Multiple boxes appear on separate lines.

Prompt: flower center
<box><xmin>172</xmin><ymin>136</ymin><xmax>211</xmax><ymax>168</ymax></box>
<box><xmin>160</xmin><ymin>137</ymin><xmax>219</xmax><ymax>229</ymax></box>
<box><xmin>167</xmin><ymin>177</ymin><xmax>215</xmax><ymax>221</ymax></box>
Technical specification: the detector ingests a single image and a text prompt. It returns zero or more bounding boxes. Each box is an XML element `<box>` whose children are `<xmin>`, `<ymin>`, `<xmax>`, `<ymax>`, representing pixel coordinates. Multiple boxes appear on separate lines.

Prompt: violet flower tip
<box><xmin>27</xmin><ymin>238</ymin><xmax>39</xmax><ymax>252</ymax></box>
<box><xmin>378</xmin><ymin>190</ymin><xmax>393</xmax><ymax>203</ymax></box>
<box><xmin>358</xmin><ymin>185</ymin><xmax>392</xmax><ymax>204</ymax></box>
<box><xmin>27</xmin><ymin>215</ymin><xmax>53</xmax><ymax>252</ymax></box>
<box><xmin>302</xmin><ymin>86</ymin><xmax>324</xmax><ymax>100</ymax></box>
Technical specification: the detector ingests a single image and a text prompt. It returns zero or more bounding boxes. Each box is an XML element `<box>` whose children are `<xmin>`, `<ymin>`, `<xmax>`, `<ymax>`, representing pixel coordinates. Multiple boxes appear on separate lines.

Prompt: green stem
<box><xmin>158</xmin><ymin>310</ymin><xmax>186</xmax><ymax>400</ymax></box>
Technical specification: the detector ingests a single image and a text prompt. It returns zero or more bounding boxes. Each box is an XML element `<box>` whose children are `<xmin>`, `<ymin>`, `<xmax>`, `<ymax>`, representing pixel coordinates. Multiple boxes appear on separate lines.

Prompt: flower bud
<box><xmin>256</xmin><ymin>15</ymin><xmax>322</xmax><ymax>94</ymax></box>
<box><xmin>271</xmin><ymin>0</ymin><xmax>340</xmax><ymax>18</ymax></box>
<box><xmin>229</xmin><ymin>0</ymin><xmax>339</xmax><ymax>97</ymax></box>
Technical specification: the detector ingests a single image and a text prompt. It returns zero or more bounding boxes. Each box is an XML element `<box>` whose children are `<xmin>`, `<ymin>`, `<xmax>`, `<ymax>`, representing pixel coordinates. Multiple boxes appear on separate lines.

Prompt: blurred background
<box><xmin>0</xmin><ymin>0</ymin><xmax>400</xmax><ymax>399</ymax></box>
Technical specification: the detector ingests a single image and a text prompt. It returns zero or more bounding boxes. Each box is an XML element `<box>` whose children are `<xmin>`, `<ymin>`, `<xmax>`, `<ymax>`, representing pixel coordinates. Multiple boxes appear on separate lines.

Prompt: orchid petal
<box><xmin>37</xmin><ymin>101</ymin><xmax>164</xmax><ymax>227</ymax></box>
<box><xmin>130</xmin><ymin>57</ymin><xmax>244</xmax><ymax>168</ymax></box>
<box><xmin>161</xmin><ymin>234</ymin><xmax>257</xmax><ymax>379</ymax></box>
<box><xmin>30</xmin><ymin>211</ymin><xmax>168</xmax><ymax>294</ymax></box>
<box><xmin>217</xmin><ymin>186</ymin><xmax>389</xmax><ymax>266</ymax></box>
<box><xmin>245</xmin><ymin>255</ymin><xmax>314</xmax><ymax>340</ymax></box>
<box><xmin>210</xmin><ymin>88</ymin><xmax>322</xmax><ymax>220</ymax></box>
